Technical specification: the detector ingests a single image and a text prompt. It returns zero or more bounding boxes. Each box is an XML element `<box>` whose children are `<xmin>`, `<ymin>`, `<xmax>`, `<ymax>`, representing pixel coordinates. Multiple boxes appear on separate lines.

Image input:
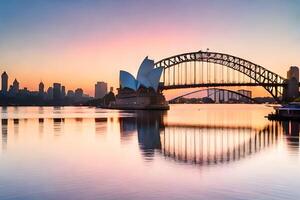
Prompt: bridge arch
<box><xmin>169</xmin><ymin>88</ymin><xmax>257</xmax><ymax>103</ymax></box>
<box><xmin>154</xmin><ymin>51</ymin><xmax>286</xmax><ymax>102</ymax></box>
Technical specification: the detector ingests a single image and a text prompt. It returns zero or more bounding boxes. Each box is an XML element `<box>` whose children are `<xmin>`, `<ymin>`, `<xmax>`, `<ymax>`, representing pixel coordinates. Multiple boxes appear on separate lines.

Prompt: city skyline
<box><xmin>0</xmin><ymin>70</ymin><xmax>109</xmax><ymax>99</ymax></box>
<box><xmin>0</xmin><ymin>0</ymin><xmax>299</xmax><ymax>97</ymax></box>
<box><xmin>0</xmin><ymin>71</ymin><xmax>113</xmax><ymax>97</ymax></box>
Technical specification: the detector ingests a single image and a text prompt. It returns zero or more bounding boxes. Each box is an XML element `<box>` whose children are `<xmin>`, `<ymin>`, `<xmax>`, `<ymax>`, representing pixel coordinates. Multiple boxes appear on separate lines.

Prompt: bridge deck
<box><xmin>160</xmin><ymin>82</ymin><xmax>286</xmax><ymax>90</ymax></box>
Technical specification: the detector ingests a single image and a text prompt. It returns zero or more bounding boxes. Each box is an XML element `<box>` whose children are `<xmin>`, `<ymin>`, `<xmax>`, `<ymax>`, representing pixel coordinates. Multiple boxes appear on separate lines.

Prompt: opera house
<box><xmin>111</xmin><ymin>57</ymin><xmax>169</xmax><ymax>110</ymax></box>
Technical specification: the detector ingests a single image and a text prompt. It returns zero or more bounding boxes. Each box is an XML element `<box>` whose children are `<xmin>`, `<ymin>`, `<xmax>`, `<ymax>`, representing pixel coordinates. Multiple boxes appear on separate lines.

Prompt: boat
<box><xmin>268</xmin><ymin>102</ymin><xmax>300</xmax><ymax>120</ymax></box>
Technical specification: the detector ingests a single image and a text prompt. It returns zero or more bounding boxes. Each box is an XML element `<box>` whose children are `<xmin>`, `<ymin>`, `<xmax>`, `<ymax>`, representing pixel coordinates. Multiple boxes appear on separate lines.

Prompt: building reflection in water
<box><xmin>1</xmin><ymin>119</ymin><xmax>8</xmax><ymax>151</ymax></box>
<box><xmin>39</xmin><ymin>118</ymin><xmax>44</xmax><ymax>134</ymax></box>
<box><xmin>38</xmin><ymin>106</ymin><xmax>44</xmax><ymax>115</ymax></box>
<box><xmin>13</xmin><ymin>118</ymin><xmax>19</xmax><ymax>135</ymax></box>
<box><xmin>95</xmin><ymin>117</ymin><xmax>108</xmax><ymax>135</ymax></box>
<box><xmin>53</xmin><ymin>118</ymin><xmax>64</xmax><ymax>134</ymax></box>
<box><xmin>1</xmin><ymin>106</ymin><xmax>7</xmax><ymax>116</ymax></box>
<box><xmin>282</xmin><ymin>121</ymin><xmax>300</xmax><ymax>152</ymax></box>
<box><xmin>119</xmin><ymin>116</ymin><xmax>136</xmax><ymax>142</ymax></box>
<box><xmin>120</xmin><ymin>110</ymin><xmax>300</xmax><ymax>166</ymax></box>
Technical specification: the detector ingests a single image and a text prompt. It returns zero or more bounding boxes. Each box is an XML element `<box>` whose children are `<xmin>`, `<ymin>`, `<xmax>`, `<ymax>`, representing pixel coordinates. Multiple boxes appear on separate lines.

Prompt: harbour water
<box><xmin>0</xmin><ymin>105</ymin><xmax>300</xmax><ymax>200</ymax></box>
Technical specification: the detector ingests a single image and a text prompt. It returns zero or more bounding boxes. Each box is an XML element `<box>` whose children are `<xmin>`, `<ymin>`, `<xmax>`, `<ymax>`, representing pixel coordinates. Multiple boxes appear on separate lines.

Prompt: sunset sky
<box><xmin>0</xmin><ymin>0</ymin><xmax>299</xmax><ymax>97</ymax></box>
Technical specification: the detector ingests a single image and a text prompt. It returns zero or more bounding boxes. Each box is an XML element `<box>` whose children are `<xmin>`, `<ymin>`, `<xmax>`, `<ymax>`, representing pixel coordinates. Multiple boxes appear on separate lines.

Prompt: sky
<box><xmin>0</xmin><ymin>0</ymin><xmax>299</xmax><ymax>97</ymax></box>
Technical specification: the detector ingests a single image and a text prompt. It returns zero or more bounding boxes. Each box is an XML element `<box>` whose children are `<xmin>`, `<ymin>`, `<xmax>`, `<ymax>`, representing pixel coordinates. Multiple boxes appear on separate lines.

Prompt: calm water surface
<box><xmin>0</xmin><ymin>104</ymin><xmax>300</xmax><ymax>200</ymax></box>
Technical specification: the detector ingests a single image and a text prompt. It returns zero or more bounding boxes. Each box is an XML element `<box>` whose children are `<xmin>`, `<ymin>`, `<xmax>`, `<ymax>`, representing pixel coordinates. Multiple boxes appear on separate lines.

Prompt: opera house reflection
<box><xmin>120</xmin><ymin>111</ymin><xmax>300</xmax><ymax>166</ymax></box>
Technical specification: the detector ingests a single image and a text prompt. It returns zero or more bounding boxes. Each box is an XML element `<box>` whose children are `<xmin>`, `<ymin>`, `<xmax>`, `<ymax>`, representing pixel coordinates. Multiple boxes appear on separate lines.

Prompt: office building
<box><xmin>75</xmin><ymin>88</ymin><xmax>83</xmax><ymax>98</ymax></box>
<box><xmin>47</xmin><ymin>87</ymin><xmax>53</xmax><ymax>99</ymax></box>
<box><xmin>53</xmin><ymin>83</ymin><xmax>61</xmax><ymax>100</ymax></box>
<box><xmin>286</xmin><ymin>66</ymin><xmax>300</xmax><ymax>99</ymax></box>
<box><xmin>39</xmin><ymin>82</ymin><xmax>44</xmax><ymax>94</ymax></box>
<box><xmin>61</xmin><ymin>86</ymin><xmax>66</xmax><ymax>98</ymax></box>
<box><xmin>10</xmin><ymin>79</ymin><xmax>19</xmax><ymax>96</ymax></box>
<box><xmin>95</xmin><ymin>82</ymin><xmax>107</xmax><ymax>98</ymax></box>
<box><xmin>67</xmin><ymin>90</ymin><xmax>74</xmax><ymax>97</ymax></box>
<box><xmin>287</xmin><ymin>66</ymin><xmax>299</xmax><ymax>82</ymax></box>
<box><xmin>1</xmin><ymin>71</ymin><xmax>8</xmax><ymax>94</ymax></box>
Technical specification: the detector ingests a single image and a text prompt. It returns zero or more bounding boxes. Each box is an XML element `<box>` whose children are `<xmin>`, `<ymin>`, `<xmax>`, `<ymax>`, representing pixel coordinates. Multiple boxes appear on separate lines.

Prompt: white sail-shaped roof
<box><xmin>120</xmin><ymin>70</ymin><xmax>137</xmax><ymax>91</ymax></box>
<box><xmin>136</xmin><ymin>57</ymin><xmax>155</xmax><ymax>82</ymax></box>
<box><xmin>119</xmin><ymin>57</ymin><xmax>163</xmax><ymax>91</ymax></box>
<box><xmin>137</xmin><ymin>75</ymin><xmax>152</xmax><ymax>89</ymax></box>
<box><xmin>148</xmin><ymin>67</ymin><xmax>163</xmax><ymax>91</ymax></box>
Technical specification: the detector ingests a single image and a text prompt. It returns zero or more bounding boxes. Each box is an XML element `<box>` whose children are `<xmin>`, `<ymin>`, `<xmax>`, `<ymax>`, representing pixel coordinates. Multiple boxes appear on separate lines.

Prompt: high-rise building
<box><xmin>47</xmin><ymin>87</ymin><xmax>53</xmax><ymax>99</ymax></box>
<box><xmin>61</xmin><ymin>86</ymin><xmax>66</xmax><ymax>98</ymax></box>
<box><xmin>53</xmin><ymin>83</ymin><xmax>61</xmax><ymax>100</ymax></box>
<box><xmin>286</xmin><ymin>66</ymin><xmax>300</xmax><ymax>100</ymax></box>
<box><xmin>95</xmin><ymin>81</ymin><xmax>107</xmax><ymax>98</ymax></box>
<box><xmin>1</xmin><ymin>71</ymin><xmax>8</xmax><ymax>94</ymax></box>
<box><xmin>10</xmin><ymin>79</ymin><xmax>19</xmax><ymax>96</ymax></box>
<box><xmin>287</xmin><ymin>66</ymin><xmax>299</xmax><ymax>82</ymax></box>
<box><xmin>13</xmin><ymin>79</ymin><xmax>19</xmax><ymax>90</ymax></box>
<box><xmin>38</xmin><ymin>81</ymin><xmax>45</xmax><ymax>99</ymax></box>
<box><xmin>39</xmin><ymin>81</ymin><xmax>44</xmax><ymax>94</ymax></box>
<box><xmin>75</xmin><ymin>88</ymin><xmax>83</xmax><ymax>98</ymax></box>
<box><xmin>67</xmin><ymin>90</ymin><xmax>74</xmax><ymax>97</ymax></box>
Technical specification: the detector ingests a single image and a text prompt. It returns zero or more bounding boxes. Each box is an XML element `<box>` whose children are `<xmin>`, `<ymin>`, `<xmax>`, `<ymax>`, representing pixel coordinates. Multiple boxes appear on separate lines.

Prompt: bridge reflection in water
<box><xmin>162</xmin><ymin>124</ymin><xmax>278</xmax><ymax>165</ymax></box>
<box><xmin>119</xmin><ymin>111</ymin><xmax>299</xmax><ymax>166</ymax></box>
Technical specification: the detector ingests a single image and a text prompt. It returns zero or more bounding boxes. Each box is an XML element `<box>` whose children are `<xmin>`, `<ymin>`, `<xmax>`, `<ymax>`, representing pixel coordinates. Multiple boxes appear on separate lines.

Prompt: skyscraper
<box><xmin>10</xmin><ymin>79</ymin><xmax>19</xmax><ymax>96</ymax></box>
<box><xmin>286</xmin><ymin>66</ymin><xmax>300</xmax><ymax>99</ymax></box>
<box><xmin>1</xmin><ymin>71</ymin><xmax>8</xmax><ymax>94</ymax></box>
<box><xmin>66</xmin><ymin>90</ymin><xmax>74</xmax><ymax>97</ymax></box>
<box><xmin>38</xmin><ymin>81</ymin><xmax>45</xmax><ymax>99</ymax></box>
<box><xmin>47</xmin><ymin>87</ymin><xmax>53</xmax><ymax>99</ymax></box>
<box><xmin>39</xmin><ymin>81</ymin><xmax>44</xmax><ymax>94</ymax></box>
<box><xmin>75</xmin><ymin>88</ymin><xmax>83</xmax><ymax>99</ymax></box>
<box><xmin>53</xmin><ymin>83</ymin><xmax>61</xmax><ymax>101</ymax></box>
<box><xmin>95</xmin><ymin>82</ymin><xmax>107</xmax><ymax>98</ymax></box>
<box><xmin>61</xmin><ymin>86</ymin><xmax>66</xmax><ymax>98</ymax></box>
<box><xmin>287</xmin><ymin>66</ymin><xmax>299</xmax><ymax>82</ymax></box>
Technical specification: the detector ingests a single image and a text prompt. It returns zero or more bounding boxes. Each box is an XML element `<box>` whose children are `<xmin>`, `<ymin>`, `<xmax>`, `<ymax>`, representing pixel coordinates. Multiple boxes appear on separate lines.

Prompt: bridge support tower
<box><xmin>283</xmin><ymin>66</ymin><xmax>299</xmax><ymax>102</ymax></box>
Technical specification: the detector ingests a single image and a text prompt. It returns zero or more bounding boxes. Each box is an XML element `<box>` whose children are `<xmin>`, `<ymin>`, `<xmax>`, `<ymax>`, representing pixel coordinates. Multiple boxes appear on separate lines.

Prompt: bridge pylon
<box><xmin>282</xmin><ymin>66</ymin><xmax>299</xmax><ymax>102</ymax></box>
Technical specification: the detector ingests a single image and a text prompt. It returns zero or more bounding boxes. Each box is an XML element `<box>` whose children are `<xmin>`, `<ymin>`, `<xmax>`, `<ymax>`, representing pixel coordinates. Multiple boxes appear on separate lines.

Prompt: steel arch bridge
<box><xmin>169</xmin><ymin>88</ymin><xmax>257</xmax><ymax>103</ymax></box>
<box><xmin>154</xmin><ymin>51</ymin><xmax>287</xmax><ymax>102</ymax></box>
